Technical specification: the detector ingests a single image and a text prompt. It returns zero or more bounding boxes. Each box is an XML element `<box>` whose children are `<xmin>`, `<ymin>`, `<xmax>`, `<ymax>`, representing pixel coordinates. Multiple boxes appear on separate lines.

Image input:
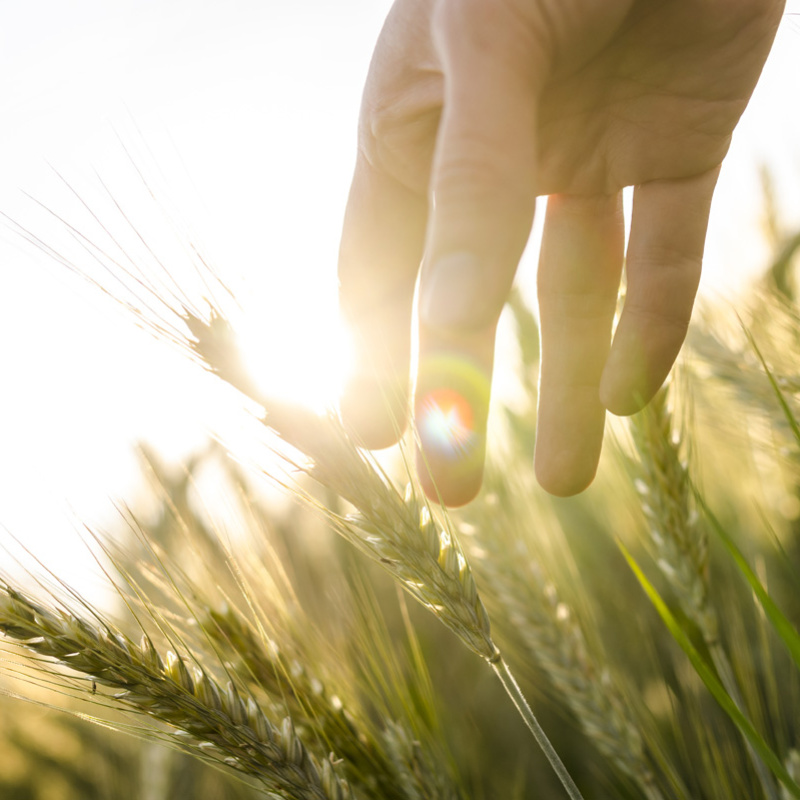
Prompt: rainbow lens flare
<box><xmin>415</xmin><ymin>353</ymin><xmax>490</xmax><ymax>461</ymax></box>
<box><xmin>414</xmin><ymin>353</ymin><xmax>490</xmax><ymax>504</ymax></box>
<box><xmin>418</xmin><ymin>386</ymin><xmax>476</xmax><ymax>458</ymax></box>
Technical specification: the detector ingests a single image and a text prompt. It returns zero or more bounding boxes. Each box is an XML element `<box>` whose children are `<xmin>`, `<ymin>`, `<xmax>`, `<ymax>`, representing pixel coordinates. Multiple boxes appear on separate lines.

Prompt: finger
<box><xmin>534</xmin><ymin>192</ymin><xmax>625</xmax><ymax>497</ymax></box>
<box><xmin>339</xmin><ymin>158</ymin><xmax>427</xmax><ymax>449</ymax></box>
<box><xmin>600</xmin><ymin>168</ymin><xmax>720</xmax><ymax>416</ymax></box>
<box><xmin>338</xmin><ymin>0</ymin><xmax>441</xmax><ymax>449</ymax></box>
<box><xmin>414</xmin><ymin>0</ymin><xmax>544</xmax><ymax>505</ymax></box>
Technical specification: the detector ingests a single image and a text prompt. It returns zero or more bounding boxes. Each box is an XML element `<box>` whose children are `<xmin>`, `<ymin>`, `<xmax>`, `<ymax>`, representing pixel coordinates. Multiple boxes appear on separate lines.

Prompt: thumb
<box><xmin>414</xmin><ymin>0</ymin><xmax>544</xmax><ymax>505</ymax></box>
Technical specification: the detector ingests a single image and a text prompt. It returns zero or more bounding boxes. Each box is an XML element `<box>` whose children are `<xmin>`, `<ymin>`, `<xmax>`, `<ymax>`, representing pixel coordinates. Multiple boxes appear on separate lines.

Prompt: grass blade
<box><xmin>697</xmin><ymin>495</ymin><xmax>800</xmax><ymax>673</ymax></box>
<box><xmin>618</xmin><ymin>541</ymin><xmax>800</xmax><ymax>799</ymax></box>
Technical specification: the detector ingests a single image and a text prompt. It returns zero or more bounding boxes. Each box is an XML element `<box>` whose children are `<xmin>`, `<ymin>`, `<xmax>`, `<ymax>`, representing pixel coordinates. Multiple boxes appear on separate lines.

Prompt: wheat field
<box><xmin>1</xmin><ymin>148</ymin><xmax>800</xmax><ymax>799</ymax></box>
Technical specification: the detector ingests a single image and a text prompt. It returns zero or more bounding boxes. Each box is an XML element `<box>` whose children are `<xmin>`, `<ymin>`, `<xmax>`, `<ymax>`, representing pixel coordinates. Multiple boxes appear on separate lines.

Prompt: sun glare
<box><xmin>237</xmin><ymin>308</ymin><xmax>354</xmax><ymax>415</ymax></box>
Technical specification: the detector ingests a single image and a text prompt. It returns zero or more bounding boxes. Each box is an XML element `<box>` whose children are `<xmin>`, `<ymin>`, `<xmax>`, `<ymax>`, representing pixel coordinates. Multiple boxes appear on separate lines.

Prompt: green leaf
<box><xmin>697</xmin><ymin>495</ymin><xmax>800</xmax><ymax>674</ymax></box>
<box><xmin>618</xmin><ymin>540</ymin><xmax>800</xmax><ymax>799</ymax></box>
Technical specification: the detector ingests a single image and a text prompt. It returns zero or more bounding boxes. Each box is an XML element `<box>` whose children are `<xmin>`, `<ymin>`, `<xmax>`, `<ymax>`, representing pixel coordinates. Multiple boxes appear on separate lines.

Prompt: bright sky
<box><xmin>1</xmin><ymin>1</ymin><xmax>799</xmax><ymax>594</ymax></box>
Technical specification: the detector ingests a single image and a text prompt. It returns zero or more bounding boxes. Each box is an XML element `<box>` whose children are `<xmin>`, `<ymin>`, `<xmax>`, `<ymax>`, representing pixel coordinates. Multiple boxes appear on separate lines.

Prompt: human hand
<box><xmin>338</xmin><ymin>0</ymin><xmax>785</xmax><ymax>505</ymax></box>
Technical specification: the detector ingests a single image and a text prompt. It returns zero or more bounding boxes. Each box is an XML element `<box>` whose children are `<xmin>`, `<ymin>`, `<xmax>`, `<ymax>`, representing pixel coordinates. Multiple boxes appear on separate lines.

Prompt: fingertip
<box><xmin>598</xmin><ymin>324</ymin><xmax>674</xmax><ymax>416</ymax></box>
<box><xmin>599</xmin><ymin>352</ymin><xmax>652</xmax><ymax>417</ymax></box>
<box><xmin>416</xmin><ymin>450</ymin><xmax>485</xmax><ymax>507</ymax></box>
<box><xmin>598</xmin><ymin>376</ymin><xmax>652</xmax><ymax>417</ymax></box>
<box><xmin>533</xmin><ymin>415</ymin><xmax>601</xmax><ymax>497</ymax></box>
<box><xmin>340</xmin><ymin>372</ymin><xmax>409</xmax><ymax>450</ymax></box>
<box><xmin>533</xmin><ymin>451</ymin><xmax>598</xmax><ymax>498</ymax></box>
<box><xmin>533</xmin><ymin>386</ymin><xmax>606</xmax><ymax>498</ymax></box>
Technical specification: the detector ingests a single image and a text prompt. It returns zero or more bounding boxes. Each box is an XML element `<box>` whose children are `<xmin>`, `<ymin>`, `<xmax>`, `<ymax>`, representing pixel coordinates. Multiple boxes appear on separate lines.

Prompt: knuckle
<box><xmin>433</xmin><ymin>0</ymin><xmax>550</xmax><ymax>73</ymax></box>
<box><xmin>358</xmin><ymin>80</ymin><xmax>442</xmax><ymax>190</ymax></box>
<box><xmin>433</xmin><ymin>136</ymin><xmax>531</xmax><ymax>208</ymax></box>
<box><xmin>622</xmin><ymin>300</ymin><xmax>692</xmax><ymax>336</ymax></box>
<box><xmin>538</xmin><ymin>288</ymin><xmax>618</xmax><ymax>322</ymax></box>
<box><xmin>634</xmin><ymin>247</ymin><xmax>703</xmax><ymax>288</ymax></box>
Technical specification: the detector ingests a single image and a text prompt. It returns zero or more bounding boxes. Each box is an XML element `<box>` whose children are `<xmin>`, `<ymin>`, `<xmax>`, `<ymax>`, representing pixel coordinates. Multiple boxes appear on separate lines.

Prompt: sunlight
<box><xmin>237</xmin><ymin>308</ymin><xmax>354</xmax><ymax>415</ymax></box>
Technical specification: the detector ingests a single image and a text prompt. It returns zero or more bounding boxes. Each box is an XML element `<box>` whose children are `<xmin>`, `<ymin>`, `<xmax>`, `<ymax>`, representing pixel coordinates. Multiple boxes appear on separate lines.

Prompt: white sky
<box><xmin>1</xmin><ymin>1</ymin><xmax>799</xmax><ymax>593</ymax></box>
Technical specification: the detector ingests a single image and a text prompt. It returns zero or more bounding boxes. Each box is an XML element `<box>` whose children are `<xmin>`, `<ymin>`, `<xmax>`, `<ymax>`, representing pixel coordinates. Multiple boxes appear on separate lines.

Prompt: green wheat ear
<box><xmin>0</xmin><ymin>583</ymin><xmax>355</xmax><ymax>800</ymax></box>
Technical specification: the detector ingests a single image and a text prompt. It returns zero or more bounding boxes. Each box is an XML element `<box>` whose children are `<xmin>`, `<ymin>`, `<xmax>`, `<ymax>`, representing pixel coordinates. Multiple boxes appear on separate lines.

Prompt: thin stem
<box><xmin>491</xmin><ymin>656</ymin><xmax>585</xmax><ymax>800</ymax></box>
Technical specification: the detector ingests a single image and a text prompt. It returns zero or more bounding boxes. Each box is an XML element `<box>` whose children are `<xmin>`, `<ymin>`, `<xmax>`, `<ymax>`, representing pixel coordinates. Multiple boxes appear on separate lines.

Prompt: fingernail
<box><xmin>420</xmin><ymin>252</ymin><xmax>484</xmax><ymax>330</ymax></box>
<box><xmin>340</xmin><ymin>371</ymin><xmax>408</xmax><ymax>450</ymax></box>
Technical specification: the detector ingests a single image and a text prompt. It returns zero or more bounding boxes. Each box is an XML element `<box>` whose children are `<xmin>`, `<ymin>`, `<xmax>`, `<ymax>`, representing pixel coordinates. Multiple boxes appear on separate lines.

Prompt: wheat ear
<box><xmin>203</xmin><ymin>604</ymin><xmax>412</xmax><ymax>800</ymax></box>
<box><xmin>182</xmin><ymin>308</ymin><xmax>589</xmax><ymax>797</ymax></box>
<box><xmin>190</xmin><ymin>309</ymin><xmax>587</xmax><ymax>798</ymax></box>
<box><xmin>630</xmin><ymin>388</ymin><xmax>716</xmax><ymax>645</ymax></box>
<box><xmin>30</xmin><ymin>206</ymin><xmax>581</xmax><ymax>798</ymax></box>
<box><xmin>630</xmin><ymin>385</ymin><xmax>779</xmax><ymax>800</ymax></box>
<box><xmin>0</xmin><ymin>582</ymin><xmax>355</xmax><ymax>800</ymax></box>
<box><xmin>185</xmin><ymin>309</ymin><xmax>497</xmax><ymax>663</ymax></box>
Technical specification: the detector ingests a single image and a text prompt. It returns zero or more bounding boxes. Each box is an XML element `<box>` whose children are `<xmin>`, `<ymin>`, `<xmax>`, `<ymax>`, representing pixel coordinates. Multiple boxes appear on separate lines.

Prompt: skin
<box><xmin>338</xmin><ymin>0</ymin><xmax>786</xmax><ymax>506</ymax></box>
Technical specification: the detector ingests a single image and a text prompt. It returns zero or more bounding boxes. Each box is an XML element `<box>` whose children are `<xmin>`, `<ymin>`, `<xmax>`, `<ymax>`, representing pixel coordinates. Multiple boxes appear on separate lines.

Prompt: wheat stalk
<box><xmin>494</xmin><ymin>558</ymin><xmax>660</xmax><ymax>797</ymax></box>
<box><xmin>0</xmin><ymin>582</ymin><xmax>355</xmax><ymax>800</ymax></box>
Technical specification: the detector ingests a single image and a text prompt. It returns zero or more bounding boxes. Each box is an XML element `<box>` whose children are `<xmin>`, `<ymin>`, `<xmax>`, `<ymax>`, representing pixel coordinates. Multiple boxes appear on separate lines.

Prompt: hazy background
<box><xmin>1</xmin><ymin>0</ymin><xmax>799</xmax><ymax>593</ymax></box>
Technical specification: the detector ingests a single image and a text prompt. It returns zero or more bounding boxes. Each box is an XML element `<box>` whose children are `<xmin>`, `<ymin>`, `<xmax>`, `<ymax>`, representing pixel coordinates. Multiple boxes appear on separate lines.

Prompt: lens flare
<box><xmin>415</xmin><ymin>352</ymin><xmax>490</xmax><ymax>463</ymax></box>
<box><xmin>414</xmin><ymin>352</ymin><xmax>490</xmax><ymax>504</ymax></box>
<box><xmin>418</xmin><ymin>387</ymin><xmax>476</xmax><ymax>458</ymax></box>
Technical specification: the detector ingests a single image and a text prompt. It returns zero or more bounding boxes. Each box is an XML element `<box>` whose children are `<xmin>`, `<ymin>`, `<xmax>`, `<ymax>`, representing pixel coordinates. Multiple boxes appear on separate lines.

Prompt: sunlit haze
<box><xmin>1</xmin><ymin>1</ymin><xmax>800</xmax><ymax>596</ymax></box>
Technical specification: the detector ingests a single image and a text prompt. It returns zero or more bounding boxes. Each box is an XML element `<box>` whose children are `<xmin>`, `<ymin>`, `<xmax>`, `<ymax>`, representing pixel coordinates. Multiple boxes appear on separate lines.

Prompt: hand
<box><xmin>338</xmin><ymin>0</ymin><xmax>784</xmax><ymax>505</ymax></box>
